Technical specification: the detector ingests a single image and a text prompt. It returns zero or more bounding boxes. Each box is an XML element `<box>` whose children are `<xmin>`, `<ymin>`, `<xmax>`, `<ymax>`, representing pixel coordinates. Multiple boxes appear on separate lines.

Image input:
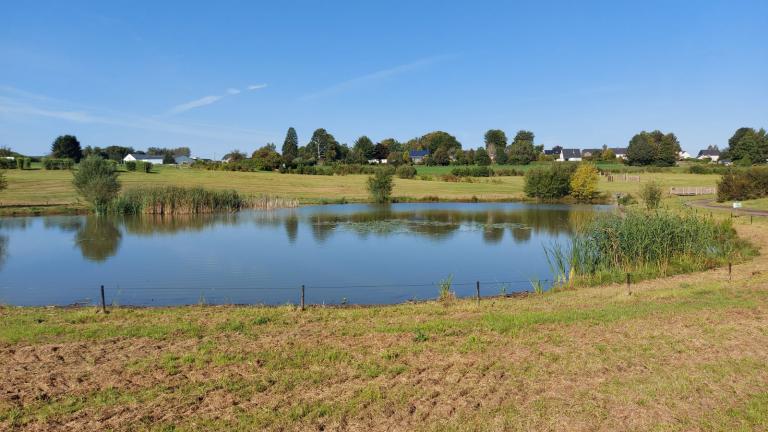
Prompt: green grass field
<box><xmin>1</xmin><ymin>219</ymin><xmax>767</xmax><ymax>431</ymax></box>
<box><xmin>0</xmin><ymin>165</ymin><xmax>725</xmax><ymax>215</ymax></box>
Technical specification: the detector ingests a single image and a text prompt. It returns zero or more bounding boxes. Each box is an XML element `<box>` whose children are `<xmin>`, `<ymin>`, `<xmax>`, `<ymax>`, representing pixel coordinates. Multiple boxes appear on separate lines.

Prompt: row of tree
<box><xmin>9</xmin><ymin>125</ymin><xmax>766</xmax><ymax>169</ymax></box>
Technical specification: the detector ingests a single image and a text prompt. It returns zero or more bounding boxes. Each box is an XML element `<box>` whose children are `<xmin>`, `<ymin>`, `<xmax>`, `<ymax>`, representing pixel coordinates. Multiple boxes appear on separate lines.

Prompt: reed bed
<box><xmin>110</xmin><ymin>186</ymin><xmax>298</xmax><ymax>214</ymax></box>
<box><xmin>546</xmin><ymin>210</ymin><xmax>755</xmax><ymax>286</ymax></box>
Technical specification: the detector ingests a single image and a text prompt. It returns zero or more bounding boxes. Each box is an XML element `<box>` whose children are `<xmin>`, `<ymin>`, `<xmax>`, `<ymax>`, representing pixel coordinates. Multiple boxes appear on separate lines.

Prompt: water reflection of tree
<box><xmin>0</xmin><ymin>235</ymin><xmax>8</xmax><ymax>271</ymax></box>
<box><xmin>285</xmin><ymin>215</ymin><xmax>298</xmax><ymax>243</ymax></box>
<box><xmin>301</xmin><ymin>206</ymin><xmax>595</xmax><ymax>244</ymax></box>
<box><xmin>75</xmin><ymin>217</ymin><xmax>122</xmax><ymax>262</ymax></box>
<box><xmin>43</xmin><ymin>216</ymin><xmax>82</xmax><ymax>232</ymax></box>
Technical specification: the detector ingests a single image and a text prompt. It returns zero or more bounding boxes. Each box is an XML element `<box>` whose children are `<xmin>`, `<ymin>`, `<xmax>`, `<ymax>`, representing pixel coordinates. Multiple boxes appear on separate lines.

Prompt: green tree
<box><xmin>306</xmin><ymin>128</ymin><xmax>340</xmax><ymax>163</ymax></box>
<box><xmin>524</xmin><ymin>163</ymin><xmax>576</xmax><ymax>199</ymax></box>
<box><xmin>484</xmin><ymin>129</ymin><xmax>507</xmax><ymax>161</ymax></box>
<box><xmin>432</xmin><ymin>147</ymin><xmax>450</xmax><ymax>165</ymax></box>
<box><xmin>51</xmin><ymin>135</ymin><xmax>83</xmax><ymax>162</ymax></box>
<box><xmin>405</xmin><ymin>131</ymin><xmax>461</xmax><ymax>155</ymax></box>
<box><xmin>353</xmin><ymin>136</ymin><xmax>375</xmax><ymax>161</ymax></box>
<box><xmin>252</xmin><ymin>145</ymin><xmax>283</xmax><ymax>170</ymax></box>
<box><xmin>495</xmin><ymin>149</ymin><xmax>509</xmax><ymax>165</ymax></box>
<box><xmin>475</xmin><ymin>148</ymin><xmax>491</xmax><ymax>166</ymax></box>
<box><xmin>72</xmin><ymin>156</ymin><xmax>121</xmax><ymax>213</ymax></box>
<box><xmin>724</xmin><ymin>127</ymin><xmax>767</xmax><ymax>164</ymax></box>
<box><xmin>223</xmin><ymin>150</ymin><xmax>246</xmax><ymax>162</ymax></box>
<box><xmin>655</xmin><ymin>133</ymin><xmax>681</xmax><ymax>167</ymax></box>
<box><xmin>162</xmin><ymin>153</ymin><xmax>176</xmax><ymax>164</ymax></box>
<box><xmin>626</xmin><ymin>132</ymin><xmax>655</xmax><ymax>166</ymax></box>
<box><xmin>281</xmin><ymin>127</ymin><xmax>299</xmax><ymax>166</ymax></box>
<box><xmin>367</xmin><ymin>168</ymin><xmax>394</xmax><ymax>203</ymax></box>
<box><xmin>508</xmin><ymin>130</ymin><xmax>537</xmax><ymax>165</ymax></box>
<box><xmin>640</xmin><ymin>181</ymin><xmax>663</xmax><ymax>209</ymax></box>
<box><xmin>569</xmin><ymin>163</ymin><xmax>599</xmax><ymax>202</ymax></box>
<box><xmin>627</xmin><ymin>130</ymin><xmax>680</xmax><ymax>166</ymax></box>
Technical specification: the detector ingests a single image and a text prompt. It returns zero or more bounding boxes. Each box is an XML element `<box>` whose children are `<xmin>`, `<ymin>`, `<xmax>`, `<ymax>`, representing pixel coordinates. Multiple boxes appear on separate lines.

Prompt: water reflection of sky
<box><xmin>0</xmin><ymin>203</ymin><xmax>607</xmax><ymax>306</ymax></box>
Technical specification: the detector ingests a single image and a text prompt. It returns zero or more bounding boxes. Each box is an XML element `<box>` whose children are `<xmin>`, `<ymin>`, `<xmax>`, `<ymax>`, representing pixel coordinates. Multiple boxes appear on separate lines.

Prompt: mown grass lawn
<box><xmin>1</xmin><ymin>221</ymin><xmax>767</xmax><ymax>431</ymax></box>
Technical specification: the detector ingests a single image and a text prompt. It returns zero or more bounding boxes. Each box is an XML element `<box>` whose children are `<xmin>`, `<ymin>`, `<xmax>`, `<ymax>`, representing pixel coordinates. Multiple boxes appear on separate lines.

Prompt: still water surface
<box><xmin>0</xmin><ymin>203</ymin><xmax>604</xmax><ymax>306</ymax></box>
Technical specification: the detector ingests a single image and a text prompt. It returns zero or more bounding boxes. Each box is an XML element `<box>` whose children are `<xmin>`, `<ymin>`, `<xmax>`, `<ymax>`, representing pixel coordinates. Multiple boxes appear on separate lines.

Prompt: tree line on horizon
<box><xmin>1</xmin><ymin>126</ymin><xmax>765</xmax><ymax>171</ymax></box>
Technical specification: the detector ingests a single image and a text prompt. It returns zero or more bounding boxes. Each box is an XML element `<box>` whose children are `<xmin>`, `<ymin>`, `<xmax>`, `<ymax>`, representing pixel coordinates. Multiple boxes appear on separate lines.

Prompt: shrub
<box><xmin>125</xmin><ymin>161</ymin><xmax>137</xmax><ymax>171</ymax></box>
<box><xmin>616</xmin><ymin>193</ymin><xmax>637</xmax><ymax>206</ymax></box>
<box><xmin>717</xmin><ymin>167</ymin><xmax>768</xmax><ymax>201</ymax></box>
<box><xmin>451</xmin><ymin>166</ymin><xmax>493</xmax><ymax>177</ymax></box>
<box><xmin>72</xmin><ymin>156</ymin><xmax>121</xmax><ymax>213</ymax></box>
<box><xmin>136</xmin><ymin>161</ymin><xmax>153</xmax><ymax>173</ymax></box>
<box><xmin>523</xmin><ymin>163</ymin><xmax>577</xmax><ymax>199</ymax></box>
<box><xmin>367</xmin><ymin>168</ymin><xmax>394</xmax><ymax>203</ymax></box>
<box><xmin>570</xmin><ymin>163</ymin><xmax>600</xmax><ymax>202</ymax></box>
<box><xmin>640</xmin><ymin>181</ymin><xmax>663</xmax><ymax>209</ymax></box>
<box><xmin>0</xmin><ymin>159</ymin><xmax>15</xmax><ymax>169</ymax></box>
<box><xmin>0</xmin><ymin>170</ymin><xmax>7</xmax><ymax>192</ymax></box>
<box><xmin>15</xmin><ymin>157</ymin><xmax>31</xmax><ymax>170</ymax></box>
<box><xmin>438</xmin><ymin>275</ymin><xmax>455</xmax><ymax>303</ymax></box>
<box><xmin>493</xmin><ymin>168</ymin><xmax>524</xmax><ymax>177</ymax></box>
<box><xmin>396</xmin><ymin>165</ymin><xmax>417</xmax><ymax>179</ymax></box>
<box><xmin>42</xmin><ymin>158</ymin><xmax>74</xmax><ymax>170</ymax></box>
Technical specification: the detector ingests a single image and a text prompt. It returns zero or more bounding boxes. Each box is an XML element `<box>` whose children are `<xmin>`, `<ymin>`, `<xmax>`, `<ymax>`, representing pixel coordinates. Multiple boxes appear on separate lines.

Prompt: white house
<box><xmin>123</xmin><ymin>152</ymin><xmax>164</xmax><ymax>164</ymax></box>
<box><xmin>557</xmin><ymin>149</ymin><xmax>582</xmax><ymax>162</ymax></box>
<box><xmin>697</xmin><ymin>149</ymin><xmax>720</xmax><ymax>162</ymax></box>
<box><xmin>678</xmin><ymin>150</ymin><xmax>692</xmax><ymax>160</ymax></box>
<box><xmin>610</xmin><ymin>147</ymin><xmax>628</xmax><ymax>160</ymax></box>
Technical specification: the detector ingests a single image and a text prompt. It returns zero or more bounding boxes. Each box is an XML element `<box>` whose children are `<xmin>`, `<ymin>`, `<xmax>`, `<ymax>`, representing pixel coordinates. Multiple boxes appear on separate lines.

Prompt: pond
<box><xmin>0</xmin><ymin>203</ymin><xmax>607</xmax><ymax>306</ymax></box>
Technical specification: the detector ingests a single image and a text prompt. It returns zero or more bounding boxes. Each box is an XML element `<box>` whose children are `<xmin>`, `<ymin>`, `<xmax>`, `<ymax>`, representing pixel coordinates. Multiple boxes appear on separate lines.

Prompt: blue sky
<box><xmin>1</xmin><ymin>0</ymin><xmax>766</xmax><ymax>157</ymax></box>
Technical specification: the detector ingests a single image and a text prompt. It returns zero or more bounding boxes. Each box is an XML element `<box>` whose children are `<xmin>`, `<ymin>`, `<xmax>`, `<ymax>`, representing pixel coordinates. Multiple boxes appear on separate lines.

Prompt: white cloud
<box><xmin>167</xmin><ymin>83</ymin><xmax>267</xmax><ymax>115</ymax></box>
<box><xmin>0</xmin><ymin>87</ymin><xmax>274</xmax><ymax>144</ymax></box>
<box><xmin>300</xmin><ymin>55</ymin><xmax>455</xmax><ymax>101</ymax></box>
<box><xmin>168</xmin><ymin>95</ymin><xmax>223</xmax><ymax>114</ymax></box>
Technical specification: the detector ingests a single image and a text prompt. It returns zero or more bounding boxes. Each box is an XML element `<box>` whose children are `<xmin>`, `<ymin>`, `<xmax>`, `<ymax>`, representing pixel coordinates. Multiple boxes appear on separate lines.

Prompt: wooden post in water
<box><xmin>300</xmin><ymin>285</ymin><xmax>305</xmax><ymax>311</ymax></box>
<box><xmin>476</xmin><ymin>281</ymin><xmax>480</xmax><ymax>305</ymax></box>
<box><xmin>100</xmin><ymin>285</ymin><xmax>107</xmax><ymax>314</ymax></box>
<box><xmin>626</xmin><ymin>273</ymin><xmax>631</xmax><ymax>296</ymax></box>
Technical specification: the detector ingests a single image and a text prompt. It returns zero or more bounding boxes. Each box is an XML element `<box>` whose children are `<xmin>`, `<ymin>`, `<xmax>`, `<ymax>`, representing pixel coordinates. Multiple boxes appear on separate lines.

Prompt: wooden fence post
<box><xmin>476</xmin><ymin>281</ymin><xmax>480</xmax><ymax>305</ymax></box>
<box><xmin>100</xmin><ymin>285</ymin><xmax>107</xmax><ymax>314</ymax></box>
<box><xmin>626</xmin><ymin>273</ymin><xmax>631</xmax><ymax>296</ymax></box>
<box><xmin>729</xmin><ymin>263</ymin><xmax>732</xmax><ymax>281</ymax></box>
<box><xmin>301</xmin><ymin>285</ymin><xmax>305</xmax><ymax>311</ymax></box>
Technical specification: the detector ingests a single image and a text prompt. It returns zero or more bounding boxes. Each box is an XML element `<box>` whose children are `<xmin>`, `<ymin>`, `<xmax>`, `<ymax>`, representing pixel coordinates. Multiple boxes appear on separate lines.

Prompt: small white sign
<box><xmin>733</xmin><ymin>202</ymin><xmax>742</xmax><ymax>209</ymax></box>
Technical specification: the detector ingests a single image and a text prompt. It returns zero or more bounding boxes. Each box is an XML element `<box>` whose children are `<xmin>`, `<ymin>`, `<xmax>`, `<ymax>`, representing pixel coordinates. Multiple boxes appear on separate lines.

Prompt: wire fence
<box><xmin>90</xmin><ymin>278</ymin><xmax>556</xmax><ymax>310</ymax></box>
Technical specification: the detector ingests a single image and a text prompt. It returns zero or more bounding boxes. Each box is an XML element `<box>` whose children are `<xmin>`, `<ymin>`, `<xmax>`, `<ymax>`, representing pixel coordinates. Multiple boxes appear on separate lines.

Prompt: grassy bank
<box><xmin>1</xmin><ymin>221</ymin><xmax>767</xmax><ymax>431</ymax></box>
<box><xmin>0</xmin><ymin>166</ymin><xmax>722</xmax><ymax>215</ymax></box>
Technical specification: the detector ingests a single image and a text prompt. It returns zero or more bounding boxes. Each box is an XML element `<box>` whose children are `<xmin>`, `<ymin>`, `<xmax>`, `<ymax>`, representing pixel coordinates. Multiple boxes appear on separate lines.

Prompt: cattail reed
<box><xmin>110</xmin><ymin>186</ymin><xmax>298</xmax><ymax>214</ymax></box>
